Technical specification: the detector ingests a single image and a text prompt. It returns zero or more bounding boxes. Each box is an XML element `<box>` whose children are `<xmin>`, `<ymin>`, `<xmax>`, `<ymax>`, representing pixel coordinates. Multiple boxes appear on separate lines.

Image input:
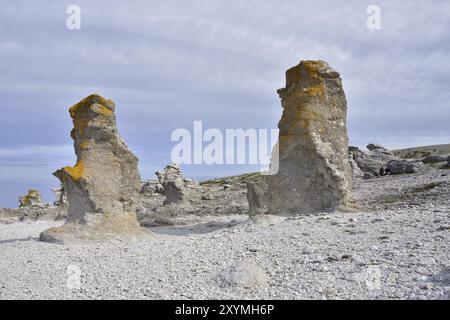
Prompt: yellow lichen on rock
<box><xmin>304</xmin><ymin>83</ymin><xmax>325</xmax><ymax>97</ymax></box>
<box><xmin>69</xmin><ymin>94</ymin><xmax>114</xmax><ymax>135</ymax></box>
<box><xmin>302</xmin><ymin>60</ymin><xmax>322</xmax><ymax>77</ymax></box>
<box><xmin>69</xmin><ymin>94</ymin><xmax>110</xmax><ymax>117</ymax></box>
<box><xmin>63</xmin><ymin>159</ymin><xmax>85</xmax><ymax>181</ymax></box>
<box><xmin>302</xmin><ymin>61</ymin><xmax>326</xmax><ymax>97</ymax></box>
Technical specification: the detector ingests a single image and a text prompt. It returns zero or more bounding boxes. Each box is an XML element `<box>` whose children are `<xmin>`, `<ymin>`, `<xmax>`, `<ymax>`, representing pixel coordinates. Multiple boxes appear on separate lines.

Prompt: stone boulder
<box><xmin>387</xmin><ymin>159</ymin><xmax>429</xmax><ymax>175</ymax></box>
<box><xmin>19</xmin><ymin>190</ymin><xmax>45</xmax><ymax>208</ymax></box>
<box><xmin>156</xmin><ymin>163</ymin><xmax>201</xmax><ymax>206</ymax></box>
<box><xmin>40</xmin><ymin>94</ymin><xmax>149</xmax><ymax>243</ymax></box>
<box><xmin>247</xmin><ymin>60</ymin><xmax>355</xmax><ymax>215</ymax></box>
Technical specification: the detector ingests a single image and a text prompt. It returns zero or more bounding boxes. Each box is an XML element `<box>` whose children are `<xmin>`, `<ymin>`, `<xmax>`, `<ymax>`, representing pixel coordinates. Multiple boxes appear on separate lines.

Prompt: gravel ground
<box><xmin>0</xmin><ymin>170</ymin><xmax>449</xmax><ymax>300</ymax></box>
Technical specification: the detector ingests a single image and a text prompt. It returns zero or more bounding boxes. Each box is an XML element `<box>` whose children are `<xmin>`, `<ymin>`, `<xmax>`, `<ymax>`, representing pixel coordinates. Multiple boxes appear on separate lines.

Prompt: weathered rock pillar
<box><xmin>247</xmin><ymin>60</ymin><xmax>355</xmax><ymax>215</ymax></box>
<box><xmin>40</xmin><ymin>94</ymin><xmax>149</xmax><ymax>243</ymax></box>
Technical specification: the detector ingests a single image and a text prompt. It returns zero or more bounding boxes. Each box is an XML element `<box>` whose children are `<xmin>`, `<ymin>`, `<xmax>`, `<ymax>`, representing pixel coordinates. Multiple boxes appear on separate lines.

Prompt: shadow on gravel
<box><xmin>150</xmin><ymin>219</ymin><xmax>244</xmax><ymax>236</ymax></box>
<box><xmin>0</xmin><ymin>237</ymin><xmax>39</xmax><ymax>244</ymax></box>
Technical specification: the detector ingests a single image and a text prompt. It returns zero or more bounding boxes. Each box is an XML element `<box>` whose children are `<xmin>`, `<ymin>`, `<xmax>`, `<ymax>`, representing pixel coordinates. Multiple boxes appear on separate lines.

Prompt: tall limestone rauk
<box><xmin>247</xmin><ymin>60</ymin><xmax>356</xmax><ymax>216</ymax></box>
<box><xmin>40</xmin><ymin>94</ymin><xmax>149</xmax><ymax>243</ymax></box>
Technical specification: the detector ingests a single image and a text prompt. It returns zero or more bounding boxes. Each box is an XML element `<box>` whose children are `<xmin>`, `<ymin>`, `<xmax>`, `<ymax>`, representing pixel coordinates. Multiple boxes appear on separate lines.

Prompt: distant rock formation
<box><xmin>156</xmin><ymin>163</ymin><xmax>201</xmax><ymax>206</ymax></box>
<box><xmin>387</xmin><ymin>159</ymin><xmax>428</xmax><ymax>175</ymax></box>
<box><xmin>247</xmin><ymin>60</ymin><xmax>355</xmax><ymax>215</ymax></box>
<box><xmin>19</xmin><ymin>190</ymin><xmax>45</xmax><ymax>208</ymax></box>
<box><xmin>40</xmin><ymin>94</ymin><xmax>149</xmax><ymax>243</ymax></box>
<box><xmin>366</xmin><ymin>143</ymin><xmax>386</xmax><ymax>151</ymax></box>
<box><xmin>51</xmin><ymin>185</ymin><xmax>67</xmax><ymax>207</ymax></box>
<box><xmin>140</xmin><ymin>180</ymin><xmax>165</xmax><ymax>196</ymax></box>
<box><xmin>422</xmin><ymin>155</ymin><xmax>447</xmax><ymax>164</ymax></box>
<box><xmin>349</xmin><ymin>144</ymin><xmax>430</xmax><ymax>178</ymax></box>
<box><xmin>51</xmin><ymin>185</ymin><xmax>68</xmax><ymax>220</ymax></box>
<box><xmin>349</xmin><ymin>144</ymin><xmax>397</xmax><ymax>177</ymax></box>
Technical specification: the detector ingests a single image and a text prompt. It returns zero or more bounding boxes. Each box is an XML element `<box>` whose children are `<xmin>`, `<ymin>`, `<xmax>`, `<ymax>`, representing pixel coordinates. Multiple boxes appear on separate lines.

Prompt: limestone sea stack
<box><xmin>248</xmin><ymin>60</ymin><xmax>355</xmax><ymax>215</ymax></box>
<box><xmin>40</xmin><ymin>94</ymin><xmax>149</xmax><ymax>243</ymax></box>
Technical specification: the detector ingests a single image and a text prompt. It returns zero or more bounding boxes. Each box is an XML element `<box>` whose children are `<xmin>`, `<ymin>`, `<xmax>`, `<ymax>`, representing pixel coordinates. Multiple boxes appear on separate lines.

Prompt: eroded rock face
<box><xmin>248</xmin><ymin>60</ymin><xmax>355</xmax><ymax>215</ymax></box>
<box><xmin>19</xmin><ymin>190</ymin><xmax>44</xmax><ymax>208</ymax></box>
<box><xmin>40</xmin><ymin>94</ymin><xmax>149</xmax><ymax>243</ymax></box>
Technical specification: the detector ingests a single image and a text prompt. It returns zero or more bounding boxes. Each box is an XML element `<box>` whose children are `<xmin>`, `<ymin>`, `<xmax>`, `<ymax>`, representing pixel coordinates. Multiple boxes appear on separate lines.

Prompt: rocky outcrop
<box><xmin>156</xmin><ymin>163</ymin><xmax>201</xmax><ymax>206</ymax></box>
<box><xmin>422</xmin><ymin>155</ymin><xmax>447</xmax><ymax>164</ymax></box>
<box><xmin>0</xmin><ymin>207</ymin><xmax>61</xmax><ymax>224</ymax></box>
<box><xmin>40</xmin><ymin>94</ymin><xmax>149</xmax><ymax>243</ymax></box>
<box><xmin>349</xmin><ymin>144</ymin><xmax>433</xmax><ymax>177</ymax></box>
<box><xmin>19</xmin><ymin>189</ymin><xmax>45</xmax><ymax>208</ymax></box>
<box><xmin>366</xmin><ymin>143</ymin><xmax>386</xmax><ymax>151</ymax></box>
<box><xmin>247</xmin><ymin>60</ymin><xmax>355</xmax><ymax>215</ymax></box>
<box><xmin>348</xmin><ymin>144</ymin><xmax>398</xmax><ymax>176</ymax></box>
<box><xmin>140</xmin><ymin>180</ymin><xmax>164</xmax><ymax>195</ymax></box>
<box><xmin>387</xmin><ymin>159</ymin><xmax>429</xmax><ymax>175</ymax></box>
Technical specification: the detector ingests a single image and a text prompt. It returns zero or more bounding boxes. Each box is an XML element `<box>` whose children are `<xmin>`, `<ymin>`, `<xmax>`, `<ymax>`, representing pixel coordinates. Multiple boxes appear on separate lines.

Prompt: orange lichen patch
<box><xmin>96</xmin><ymin>104</ymin><xmax>113</xmax><ymax>117</ymax></box>
<box><xmin>285</xmin><ymin>65</ymin><xmax>302</xmax><ymax>87</ymax></box>
<box><xmin>304</xmin><ymin>83</ymin><xmax>325</xmax><ymax>97</ymax></box>
<box><xmin>284</xmin><ymin>61</ymin><xmax>326</xmax><ymax>98</ymax></box>
<box><xmin>301</xmin><ymin>60</ymin><xmax>323</xmax><ymax>77</ymax></box>
<box><xmin>69</xmin><ymin>94</ymin><xmax>110</xmax><ymax>118</ymax></box>
<box><xmin>297</xmin><ymin>61</ymin><xmax>326</xmax><ymax>98</ymax></box>
<box><xmin>73</xmin><ymin>117</ymin><xmax>90</xmax><ymax>136</ymax></box>
<box><xmin>68</xmin><ymin>94</ymin><xmax>114</xmax><ymax>135</ymax></box>
<box><xmin>63</xmin><ymin>159</ymin><xmax>85</xmax><ymax>181</ymax></box>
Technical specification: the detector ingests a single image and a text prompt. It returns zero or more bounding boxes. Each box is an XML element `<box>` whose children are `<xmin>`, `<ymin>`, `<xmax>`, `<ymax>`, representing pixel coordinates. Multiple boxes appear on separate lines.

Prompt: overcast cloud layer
<box><xmin>0</xmin><ymin>0</ymin><xmax>449</xmax><ymax>207</ymax></box>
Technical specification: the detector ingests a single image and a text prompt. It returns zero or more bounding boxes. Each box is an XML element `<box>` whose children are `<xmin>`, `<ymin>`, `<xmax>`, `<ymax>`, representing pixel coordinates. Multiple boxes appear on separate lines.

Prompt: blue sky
<box><xmin>0</xmin><ymin>0</ymin><xmax>449</xmax><ymax>207</ymax></box>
